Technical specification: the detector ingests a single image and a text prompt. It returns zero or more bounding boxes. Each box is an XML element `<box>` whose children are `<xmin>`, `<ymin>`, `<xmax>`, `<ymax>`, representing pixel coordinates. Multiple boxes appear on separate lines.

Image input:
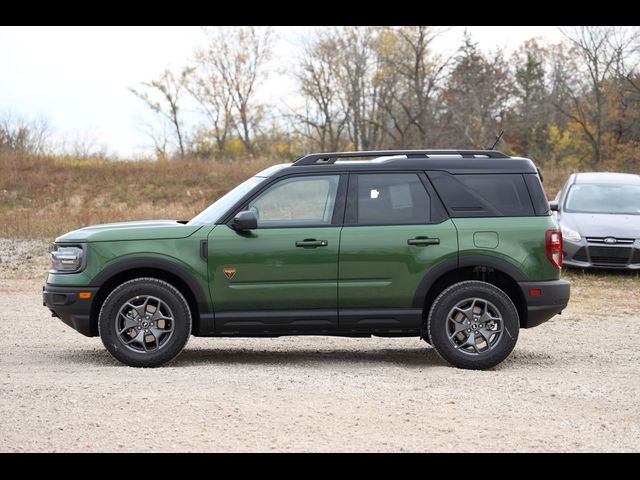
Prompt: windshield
<box><xmin>188</xmin><ymin>176</ymin><xmax>265</xmax><ymax>225</ymax></box>
<box><xmin>565</xmin><ymin>183</ymin><xmax>640</xmax><ymax>215</ymax></box>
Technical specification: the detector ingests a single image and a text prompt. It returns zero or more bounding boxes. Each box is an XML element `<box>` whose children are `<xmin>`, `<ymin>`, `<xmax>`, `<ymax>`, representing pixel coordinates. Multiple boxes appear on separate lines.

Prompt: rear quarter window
<box><xmin>428</xmin><ymin>172</ymin><xmax>535</xmax><ymax>217</ymax></box>
<box><xmin>523</xmin><ymin>173</ymin><xmax>550</xmax><ymax>215</ymax></box>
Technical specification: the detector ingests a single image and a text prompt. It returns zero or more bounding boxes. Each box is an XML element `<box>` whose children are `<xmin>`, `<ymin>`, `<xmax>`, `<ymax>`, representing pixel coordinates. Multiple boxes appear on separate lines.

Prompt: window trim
<box><xmin>344</xmin><ymin>171</ymin><xmax>446</xmax><ymax>227</ymax></box>
<box><xmin>224</xmin><ymin>172</ymin><xmax>348</xmax><ymax>229</ymax></box>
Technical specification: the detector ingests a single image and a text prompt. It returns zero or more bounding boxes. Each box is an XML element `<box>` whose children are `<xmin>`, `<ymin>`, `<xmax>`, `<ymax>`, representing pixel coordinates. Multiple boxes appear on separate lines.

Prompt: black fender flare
<box><xmin>412</xmin><ymin>255</ymin><xmax>527</xmax><ymax>308</ymax></box>
<box><xmin>90</xmin><ymin>257</ymin><xmax>213</xmax><ymax>332</ymax></box>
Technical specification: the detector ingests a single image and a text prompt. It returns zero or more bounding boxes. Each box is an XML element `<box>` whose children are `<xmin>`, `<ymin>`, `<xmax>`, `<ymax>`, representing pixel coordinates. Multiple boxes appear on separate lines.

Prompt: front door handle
<box><xmin>295</xmin><ymin>239</ymin><xmax>328</xmax><ymax>248</ymax></box>
<box><xmin>407</xmin><ymin>237</ymin><xmax>440</xmax><ymax>246</ymax></box>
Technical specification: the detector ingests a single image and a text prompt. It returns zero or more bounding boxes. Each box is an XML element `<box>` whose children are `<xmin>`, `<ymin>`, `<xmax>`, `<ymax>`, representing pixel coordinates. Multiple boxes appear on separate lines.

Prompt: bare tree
<box><xmin>130</xmin><ymin>69</ymin><xmax>188</xmax><ymax>158</ymax></box>
<box><xmin>607</xmin><ymin>28</ymin><xmax>640</xmax><ymax>148</ymax></box>
<box><xmin>556</xmin><ymin>26</ymin><xmax>636</xmax><ymax>164</ymax></box>
<box><xmin>199</xmin><ymin>26</ymin><xmax>273</xmax><ymax>156</ymax></box>
<box><xmin>334</xmin><ymin>26</ymin><xmax>384</xmax><ymax>150</ymax></box>
<box><xmin>294</xmin><ymin>26</ymin><xmax>454</xmax><ymax>151</ymax></box>
<box><xmin>376</xmin><ymin>26</ymin><xmax>451</xmax><ymax>147</ymax></box>
<box><xmin>0</xmin><ymin>111</ymin><xmax>51</xmax><ymax>156</ymax></box>
<box><xmin>291</xmin><ymin>32</ymin><xmax>349</xmax><ymax>151</ymax></box>
<box><xmin>141</xmin><ymin>118</ymin><xmax>171</xmax><ymax>159</ymax></box>
<box><xmin>58</xmin><ymin>128</ymin><xmax>110</xmax><ymax>159</ymax></box>
<box><xmin>293</xmin><ymin>26</ymin><xmax>408</xmax><ymax>151</ymax></box>
<box><xmin>185</xmin><ymin>49</ymin><xmax>233</xmax><ymax>155</ymax></box>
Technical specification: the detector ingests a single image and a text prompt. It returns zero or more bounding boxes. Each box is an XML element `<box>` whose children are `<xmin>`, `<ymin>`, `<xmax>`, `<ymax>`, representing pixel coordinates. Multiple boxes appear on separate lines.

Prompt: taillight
<box><xmin>546</xmin><ymin>230</ymin><xmax>563</xmax><ymax>269</ymax></box>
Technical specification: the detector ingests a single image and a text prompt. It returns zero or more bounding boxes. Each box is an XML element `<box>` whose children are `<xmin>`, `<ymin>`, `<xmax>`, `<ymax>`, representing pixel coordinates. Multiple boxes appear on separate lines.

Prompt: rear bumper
<box><xmin>43</xmin><ymin>284</ymin><xmax>99</xmax><ymax>337</ymax></box>
<box><xmin>518</xmin><ymin>279</ymin><xmax>570</xmax><ymax>328</ymax></box>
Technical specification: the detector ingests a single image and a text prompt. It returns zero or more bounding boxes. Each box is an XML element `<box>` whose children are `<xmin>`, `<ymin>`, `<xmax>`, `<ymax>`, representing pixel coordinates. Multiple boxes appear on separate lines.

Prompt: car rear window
<box><xmin>428</xmin><ymin>172</ymin><xmax>535</xmax><ymax>217</ymax></box>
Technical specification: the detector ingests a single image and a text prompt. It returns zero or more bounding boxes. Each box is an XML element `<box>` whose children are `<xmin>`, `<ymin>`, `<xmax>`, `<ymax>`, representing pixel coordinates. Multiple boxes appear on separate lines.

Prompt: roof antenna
<box><xmin>485</xmin><ymin>130</ymin><xmax>504</xmax><ymax>150</ymax></box>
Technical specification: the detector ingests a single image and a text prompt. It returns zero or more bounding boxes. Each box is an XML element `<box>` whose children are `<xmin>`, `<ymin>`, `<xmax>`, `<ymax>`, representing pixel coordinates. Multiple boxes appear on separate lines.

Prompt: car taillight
<box><xmin>546</xmin><ymin>230</ymin><xmax>563</xmax><ymax>270</ymax></box>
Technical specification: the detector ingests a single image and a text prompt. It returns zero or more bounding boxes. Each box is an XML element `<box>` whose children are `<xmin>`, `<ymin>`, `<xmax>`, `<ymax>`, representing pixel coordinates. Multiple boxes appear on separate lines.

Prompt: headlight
<box><xmin>50</xmin><ymin>245</ymin><xmax>86</xmax><ymax>273</ymax></box>
<box><xmin>560</xmin><ymin>225</ymin><xmax>581</xmax><ymax>242</ymax></box>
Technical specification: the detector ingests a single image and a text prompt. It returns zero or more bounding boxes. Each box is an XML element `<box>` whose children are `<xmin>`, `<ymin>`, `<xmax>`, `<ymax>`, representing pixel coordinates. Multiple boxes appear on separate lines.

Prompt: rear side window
<box><xmin>428</xmin><ymin>172</ymin><xmax>535</xmax><ymax>217</ymax></box>
<box><xmin>349</xmin><ymin>173</ymin><xmax>431</xmax><ymax>225</ymax></box>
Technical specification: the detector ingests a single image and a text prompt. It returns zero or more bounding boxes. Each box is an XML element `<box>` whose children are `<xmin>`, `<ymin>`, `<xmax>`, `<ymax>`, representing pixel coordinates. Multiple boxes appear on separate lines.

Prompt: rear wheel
<box><xmin>427</xmin><ymin>281</ymin><xmax>519</xmax><ymax>370</ymax></box>
<box><xmin>98</xmin><ymin>278</ymin><xmax>191</xmax><ymax>367</ymax></box>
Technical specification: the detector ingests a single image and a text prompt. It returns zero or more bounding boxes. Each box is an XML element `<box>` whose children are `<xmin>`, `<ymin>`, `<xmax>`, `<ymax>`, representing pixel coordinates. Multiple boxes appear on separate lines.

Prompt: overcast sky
<box><xmin>0</xmin><ymin>26</ymin><xmax>565</xmax><ymax>157</ymax></box>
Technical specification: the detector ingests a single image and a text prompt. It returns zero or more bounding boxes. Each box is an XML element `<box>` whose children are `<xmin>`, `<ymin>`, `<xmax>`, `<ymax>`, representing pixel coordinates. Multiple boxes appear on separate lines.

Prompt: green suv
<box><xmin>43</xmin><ymin>150</ymin><xmax>570</xmax><ymax>369</ymax></box>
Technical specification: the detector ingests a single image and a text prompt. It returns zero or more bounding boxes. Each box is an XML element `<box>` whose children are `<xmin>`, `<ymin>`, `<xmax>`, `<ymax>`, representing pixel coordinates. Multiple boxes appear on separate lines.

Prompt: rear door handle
<box><xmin>295</xmin><ymin>239</ymin><xmax>328</xmax><ymax>248</ymax></box>
<box><xmin>407</xmin><ymin>237</ymin><xmax>440</xmax><ymax>246</ymax></box>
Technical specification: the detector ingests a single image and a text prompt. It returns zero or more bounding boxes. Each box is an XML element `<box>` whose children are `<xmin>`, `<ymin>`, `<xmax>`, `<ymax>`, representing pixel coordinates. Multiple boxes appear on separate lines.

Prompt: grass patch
<box><xmin>562</xmin><ymin>268</ymin><xmax>640</xmax><ymax>318</ymax></box>
<box><xmin>1</xmin><ymin>154</ymin><xmax>273</xmax><ymax>240</ymax></box>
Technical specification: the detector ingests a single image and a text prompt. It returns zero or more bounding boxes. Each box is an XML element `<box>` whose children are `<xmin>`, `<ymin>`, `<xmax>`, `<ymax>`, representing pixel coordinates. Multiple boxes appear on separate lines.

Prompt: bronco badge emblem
<box><xmin>223</xmin><ymin>268</ymin><xmax>236</xmax><ymax>279</ymax></box>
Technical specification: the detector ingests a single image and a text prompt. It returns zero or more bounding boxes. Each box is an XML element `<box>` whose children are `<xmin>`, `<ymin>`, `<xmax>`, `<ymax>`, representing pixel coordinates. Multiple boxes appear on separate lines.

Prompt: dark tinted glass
<box><xmin>429</xmin><ymin>172</ymin><xmax>534</xmax><ymax>217</ymax></box>
<box><xmin>355</xmin><ymin>174</ymin><xmax>430</xmax><ymax>225</ymax></box>
<box><xmin>523</xmin><ymin>173</ymin><xmax>550</xmax><ymax>215</ymax></box>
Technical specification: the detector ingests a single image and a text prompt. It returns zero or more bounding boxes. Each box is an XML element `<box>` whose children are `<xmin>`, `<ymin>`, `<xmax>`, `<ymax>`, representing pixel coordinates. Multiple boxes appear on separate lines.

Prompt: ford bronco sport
<box><xmin>44</xmin><ymin>149</ymin><xmax>570</xmax><ymax>369</ymax></box>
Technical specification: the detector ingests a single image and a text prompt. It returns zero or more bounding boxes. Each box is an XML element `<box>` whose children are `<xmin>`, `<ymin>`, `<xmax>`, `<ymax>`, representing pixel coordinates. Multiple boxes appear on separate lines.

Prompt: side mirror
<box><xmin>232</xmin><ymin>211</ymin><xmax>258</xmax><ymax>231</ymax></box>
<box><xmin>549</xmin><ymin>200</ymin><xmax>559</xmax><ymax>212</ymax></box>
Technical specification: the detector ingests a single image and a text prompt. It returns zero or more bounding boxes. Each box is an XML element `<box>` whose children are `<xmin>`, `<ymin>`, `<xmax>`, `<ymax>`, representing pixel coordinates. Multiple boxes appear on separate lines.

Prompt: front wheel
<box><xmin>98</xmin><ymin>278</ymin><xmax>192</xmax><ymax>367</ymax></box>
<box><xmin>427</xmin><ymin>281</ymin><xmax>519</xmax><ymax>370</ymax></box>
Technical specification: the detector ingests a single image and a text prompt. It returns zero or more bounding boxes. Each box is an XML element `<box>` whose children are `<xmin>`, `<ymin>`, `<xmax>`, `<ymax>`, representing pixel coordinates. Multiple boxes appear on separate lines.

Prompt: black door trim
<box><xmin>213</xmin><ymin>308</ymin><xmax>422</xmax><ymax>332</ymax></box>
<box><xmin>339</xmin><ymin>308</ymin><xmax>423</xmax><ymax>329</ymax></box>
<box><xmin>215</xmin><ymin>309</ymin><xmax>338</xmax><ymax>330</ymax></box>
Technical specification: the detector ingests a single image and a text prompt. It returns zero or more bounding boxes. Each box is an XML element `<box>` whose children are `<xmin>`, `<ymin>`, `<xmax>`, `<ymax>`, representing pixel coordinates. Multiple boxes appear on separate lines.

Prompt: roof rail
<box><xmin>293</xmin><ymin>149</ymin><xmax>510</xmax><ymax>165</ymax></box>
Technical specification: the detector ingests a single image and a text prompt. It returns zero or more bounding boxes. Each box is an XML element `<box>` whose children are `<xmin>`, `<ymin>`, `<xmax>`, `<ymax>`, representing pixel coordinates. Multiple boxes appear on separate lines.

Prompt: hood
<box><xmin>55</xmin><ymin>220</ymin><xmax>202</xmax><ymax>243</ymax></box>
<box><xmin>560</xmin><ymin>212</ymin><xmax>640</xmax><ymax>239</ymax></box>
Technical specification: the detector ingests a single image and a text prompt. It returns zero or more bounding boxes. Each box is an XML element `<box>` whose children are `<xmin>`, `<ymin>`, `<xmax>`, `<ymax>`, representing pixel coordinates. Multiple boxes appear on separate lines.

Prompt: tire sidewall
<box><xmin>99</xmin><ymin>278</ymin><xmax>191</xmax><ymax>367</ymax></box>
<box><xmin>428</xmin><ymin>281</ymin><xmax>519</xmax><ymax>370</ymax></box>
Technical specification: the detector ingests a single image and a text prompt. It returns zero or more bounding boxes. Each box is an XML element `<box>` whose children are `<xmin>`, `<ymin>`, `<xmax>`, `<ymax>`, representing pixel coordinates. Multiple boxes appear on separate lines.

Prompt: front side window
<box><xmin>248</xmin><ymin>175</ymin><xmax>340</xmax><ymax>227</ymax></box>
<box><xmin>353</xmin><ymin>173</ymin><xmax>431</xmax><ymax>225</ymax></box>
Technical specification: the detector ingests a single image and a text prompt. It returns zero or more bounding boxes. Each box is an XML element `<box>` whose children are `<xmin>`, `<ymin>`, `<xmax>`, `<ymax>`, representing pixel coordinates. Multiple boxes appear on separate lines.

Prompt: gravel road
<box><xmin>1</xmin><ymin>244</ymin><xmax>639</xmax><ymax>452</ymax></box>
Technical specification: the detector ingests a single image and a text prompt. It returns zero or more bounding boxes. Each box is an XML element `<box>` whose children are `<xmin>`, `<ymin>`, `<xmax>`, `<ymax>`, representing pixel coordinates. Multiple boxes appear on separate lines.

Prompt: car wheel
<box><xmin>427</xmin><ymin>281</ymin><xmax>519</xmax><ymax>370</ymax></box>
<box><xmin>98</xmin><ymin>278</ymin><xmax>191</xmax><ymax>367</ymax></box>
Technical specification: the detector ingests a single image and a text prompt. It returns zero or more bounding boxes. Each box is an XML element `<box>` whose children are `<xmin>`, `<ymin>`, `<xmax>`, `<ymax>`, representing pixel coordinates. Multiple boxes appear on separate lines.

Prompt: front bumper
<box><xmin>43</xmin><ymin>284</ymin><xmax>99</xmax><ymax>337</ymax></box>
<box><xmin>518</xmin><ymin>279</ymin><xmax>570</xmax><ymax>328</ymax></box>
<box><xmin>563</xmin><ymin>238</ymin><xmax>640</xmax><ymax>270</ymax></box>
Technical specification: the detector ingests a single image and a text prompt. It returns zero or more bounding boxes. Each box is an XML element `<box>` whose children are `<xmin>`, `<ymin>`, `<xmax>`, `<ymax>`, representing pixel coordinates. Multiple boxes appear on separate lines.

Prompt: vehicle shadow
<box><xmin>172</xmin><ymin>346</ymin><xmax>443</xmax><ymax>367</ymax></box>
<box><xmin>171</xmin><ymin>347</ymin><xmax>555</xmax><ymax>369</ymax></box>
<box><xmin>57</xmin><ymin>345</ymin><xmax>445</xmax><ymax>368</ymax></box>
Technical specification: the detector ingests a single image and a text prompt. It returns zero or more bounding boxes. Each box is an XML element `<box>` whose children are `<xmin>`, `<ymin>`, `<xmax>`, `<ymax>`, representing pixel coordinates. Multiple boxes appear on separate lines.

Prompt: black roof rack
<box><xmin>293</xmin><ymin>149</ymin><xmax>510</xmax><ymax>166</ymax></box>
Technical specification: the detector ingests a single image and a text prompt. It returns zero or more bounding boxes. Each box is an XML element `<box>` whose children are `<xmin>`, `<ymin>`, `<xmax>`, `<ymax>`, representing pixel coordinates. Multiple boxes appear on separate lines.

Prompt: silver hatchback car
<box><xmin>551</xmin><ymin>172</ymin><xmax>640</xmax><ymax>270</ymax></box>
